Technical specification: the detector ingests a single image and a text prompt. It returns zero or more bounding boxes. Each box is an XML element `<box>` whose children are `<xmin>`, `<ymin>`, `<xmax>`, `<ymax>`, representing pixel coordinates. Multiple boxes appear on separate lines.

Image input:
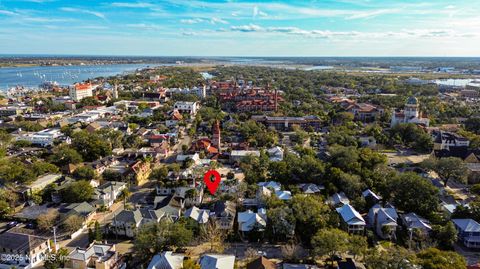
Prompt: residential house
<box><xmin>275</xmin><ymin>190</ymin><xmax>292</xmax><ymax>200</ymax></box>
<box><xmin>257</xmin><ymin>181</ymin><xmax>282</xmax><ymax>192</ymax></box>
<box><xmin>345</xmin><ymin>102</ymin><xmax>384</xmax><ymax>122</ymax></box>
<box><xmin>267</xmin><ymin>146</ymin><xmax>284</xmax><ymax>162</ymax></box>
<box><xmin>166</xmin><ymin>110</ymin><xmax>183</xmax><ymax>128</ymax></box>
<box><xmin>298</xmin><ymin>183</ymin><xmax>324</xmax><ymax>194</ymax></box>
<box><xmin>432</xmin><ymin>130</ymin><xmax>470</xmax><ymax>150</ymax></box>
<box><xmin>329</xmin><ymin>192</ymin><xmax>350</xmax><ymax>207</ymax></box>
<box><xmin>212</xmin><ymin>201</ymin><xmax>236</xmax><ymax>230</ymax></box>
<box><xmin>89</xmin><ymin>157</ymin><xmax>119</xmax><ymax>175</ymax></box>
<box><xmin>131</xmin><ymin>160</ymin><xmax>152</xmax><ymax>186</ymax></box>
<box><xmin>282</xmin><ymin>264</ymin><xmax>320</xmax><ymax>269</ymax></box>
<box><xmin>199</xmin><ymin>254</ymin><xmax>235</xmax><ymax>269</ymax></box>
<box><xmin>173</xmin><ymin>101</ymin><xmax>199</xmax><ymax>116</ymax></box>
<box><xmin>185</xmin><ymin>206</ymin><xmax>210</xmax><ymax>224</ymax></box>
<box><xmin>337</xmin><ymin>258</ymin><xmax>366</xmax><ymax>269</ymax></box>
<box><xmin>61</xmin><ymin>202</ymin><xmax>97</xmax><ymax>229</ymax></box>
<box><xmin>358</xmin><ymin>136</ymin><xmax>377</xmax><ymax>148</ymax></box>
<box><xmin>110</xmin><ymin>210</ymin><xmax>142</xmax><ymax>236</ymax></box>
<box><xmin>191</xmin><ymin>138</ymin><xmax>219</xmax><ymax>155</ymax></box>
<box><xmin>336</xmin><ymin>204</ymin><xmax>366</xmax><ymax>234</ymax></box>
<box><xmin>85</xmin><ymin>122</ymin><xmax>102</xmax><ymax>133</ymax></box>
<box><xmin>153</xmin><ymin>195</ymin><xmax>185</xmax><ymax>221</ymax></box>
<box><xmin>147</xmin><ymin>251</ymin><xmax>185</xmax><ymax>269</ymax></box>
<box><xmin>452</xmin><ymin>219</ymin><xmax>480</xmax><ymax>248</ymax></box>
<box><xmin>237</xmin><ymin>208</ymin><xmax>267</xmax><ymax>233</ymax></box>
<box><xmin>367</xmin><ymin>204</ymin><xmax>398</xmax><ymax>239</ymax></box>
<box><xmin>93</xmin><ymin>181</ymin><xmax>127</xmax><ymax>208</ymax></box>
<box><xmin>0</xmin><ymin>231</ymin><xmax>51</xmax><ymax>269</ymax></box>
<box><xmin>247</xmin><ymin>256</ymin><xmax>276</xmax><ymax>269</ymax></box>
<box><xmin>362</xmin><ymin>189</ymin><xmax>381</xmax><ymax>203</ymax></box>
<box><xmin>400</xmin><ymin>213</ymin><xmax>432</xmax><ymax>236</ymax></box>
<box><xmin>67</xmin><ymin>243</ymin><xmax>122</xmax><ymax>269</ymax></box>
<box><xmin>229</xmin><ymin>150</ymin><xmax>260</xmax><ymax>163</ymax></box>
<box><xmin>251</xmin><ymin>115</ymin><xmax>321</xmax><ymax>131</ymax></box>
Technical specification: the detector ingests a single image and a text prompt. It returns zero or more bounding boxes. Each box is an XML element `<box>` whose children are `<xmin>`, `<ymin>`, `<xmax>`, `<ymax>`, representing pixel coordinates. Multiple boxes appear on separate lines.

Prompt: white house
<box><xmin>367</xmin><ymin>204</ymin><xmax>398</xmax><ymax>239</ymax></box>
<box><xmin>237</xmin><ymin>209</ymin><xmax>267</xmax><ymax>232</ymax></box>
<box><xmin>336</xmin><ymin>204</ymin><xmax>366</xmax><ymax>234</ymax></box>
<box><xmin>173</xmin><ymin>101</ymin><xmax>199</xmax><ymax>115</ymax></box>
<box><xmin>147</xmin><ymin>251</ymin><xmax>185</xmax><ymax>269</ymax></box>
<box><xmin>401</xmin><ymin>213</ymin><xmax>432</xmax><ymax>235</ymax></box>
<box><xmin>15</xmin><ymin>128</ymin><xmax>62</xmax><ymax>147</ymax></box>
<box><xmin>267</xmin><ymin>146</ymin><xmax>284</xmax><ymax>162</ymax></box>
<box><xmin>93</xmin><ymin>181</ymin><xmax>127</xmax><ymax>208</ymax></box>
<box><xmin>199</xmin><ymin>254</ymin><xmax>235</xmax><ymax>269</ymax></box>
<box><xmin>0</xmin><ymin>231</ymin><xmax>51</xmax><ymax>269</ymax></box>
<box><xmin>185</xmin><ymin>206</ymin><xmax>210</xmax><ymax>224</ymax></box>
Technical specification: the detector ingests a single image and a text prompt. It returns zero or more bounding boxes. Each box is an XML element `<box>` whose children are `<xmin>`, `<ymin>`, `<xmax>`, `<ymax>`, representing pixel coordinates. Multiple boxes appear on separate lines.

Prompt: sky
<box><xmin>0</xmin><ymin>0</ymin><xmax>479</xmax><ymax>56</ymax></box>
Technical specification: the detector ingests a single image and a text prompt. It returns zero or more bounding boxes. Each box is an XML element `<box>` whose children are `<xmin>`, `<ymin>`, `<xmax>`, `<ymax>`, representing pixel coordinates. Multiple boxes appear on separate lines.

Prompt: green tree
<box><xmin>44</xmin><ymin>248</ymin><xmax>69</xmax><ymax>269</ymax></box>
<box><xmin>134</xmin><ymin>220</ymin><xmax>193</xmax><ymax>263</ymax></box>
<box><xmin>71</xmin><ymin>130</ymin><xmax>112</xmax><ymax>161</ymax></box>
<box><xmin>183</xmin><ymin>259</ymin><xmax>200</xmax><ymax>269</ymax></box>
<box><xmin>49</xmin><ymin>144</ymin><xmax>83</xmax><ymax>167</ymax></box>
<box><xmin>311</xmin><ymin>228</ymin><xmax>349</xmax><ymax>266</ymax></box>
<box><xmin>415</xmin><ymin>248</ymin><xmax>466</xmax><ymax>269</ymax></box>
<box><xmin>266</xmin><ymin>206</ymin><xmax>296</xmax><ymax>242</ymax></box>
<box><xmin>386</xmin><ymin>172</ymin><xmax>439</xmax><ymax>218</ymax></box>
<box><xmin>61</xmin><ymin>180</ymin><xmax>94</xmax><ymax>203</ymax></box>
<box><xmin>102</xmin><ymin>170</ymin><xmax>124</xmax><ymax>182</ymax></box>
<box><xmin>73</xmin><ymin>166</ymin><xmax>96</xmax><ymax>181</ymax></box>
<box><xmin>422</xmin><ymin>157</ymin><xmax>469</xmax><ymax>187</ymax></box>
<box><xmin>464</xmin><ymin>117</ymin><xmax>480</xmax><ymax>134</ymax></box>
<box><xmin>292</xmin><ymin>195</ymin><xmax>331</xmax><ymax>244</ymax></box>
<box><xmin>365</xmin><ymin>246</ymin><xmax>416</xmax><ymax>269</ymax></box>
<box><xmin>94</xmin><ymin>221</ymin><xmax>103</xmax><ymax>241</ymax></box>
<box><xmin>348</xmin><ymin>234</ymin><xmax>368</xmax><ymax>260</ymax></box>
<box><xmin>431</xmin><ymin>222</ymin><xmax>457</xmax><ymax>250</ymax></box>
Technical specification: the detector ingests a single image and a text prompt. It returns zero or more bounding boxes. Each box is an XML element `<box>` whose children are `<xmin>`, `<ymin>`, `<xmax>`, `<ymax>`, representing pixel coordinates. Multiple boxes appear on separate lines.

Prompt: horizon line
<box><xmin>1</xmin><ymin>54</ymin><xmax>480</xmax><ymax>59</ymax></box>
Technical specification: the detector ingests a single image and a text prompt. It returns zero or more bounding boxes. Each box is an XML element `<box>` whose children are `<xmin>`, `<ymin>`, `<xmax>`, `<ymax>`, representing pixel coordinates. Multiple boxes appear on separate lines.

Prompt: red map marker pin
<box><xmin>204</xmin><ymin>170</ymin><xmax>221</xmax><ymax>195</ymax></box>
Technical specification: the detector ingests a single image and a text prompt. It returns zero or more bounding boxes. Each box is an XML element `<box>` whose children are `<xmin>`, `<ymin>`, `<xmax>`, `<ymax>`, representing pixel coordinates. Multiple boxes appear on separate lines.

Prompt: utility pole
<box><xmin>53</xmin><ymin>226</ymin><xmax>57</xmax><ymax>252</ymax></box>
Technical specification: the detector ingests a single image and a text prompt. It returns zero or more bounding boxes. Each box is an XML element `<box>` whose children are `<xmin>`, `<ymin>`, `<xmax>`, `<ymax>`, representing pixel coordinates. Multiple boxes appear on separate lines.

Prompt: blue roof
<box><xmin>452</xmin><ymin>219</ymin><xmax>480</xmax><ymax>233</ymax></box>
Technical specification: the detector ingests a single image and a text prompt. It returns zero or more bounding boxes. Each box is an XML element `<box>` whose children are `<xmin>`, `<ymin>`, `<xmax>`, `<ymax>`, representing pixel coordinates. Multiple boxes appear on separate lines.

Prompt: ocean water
<box><xmin>0</xmin><ymin>63</ymin><xmax>160</xmax><ymax>90</ymax></box>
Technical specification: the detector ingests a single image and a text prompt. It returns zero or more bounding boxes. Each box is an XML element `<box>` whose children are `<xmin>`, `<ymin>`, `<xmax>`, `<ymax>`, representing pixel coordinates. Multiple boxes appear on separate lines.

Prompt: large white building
<box><xmin>390</xmin><ymin>96</ymin><xmax>430</xmax><ymax>127</ymax></box>
<box><xmin>15</xmin><ymin>128</ymin><xmax>62</xmax><ymax>147</ymax></box>
<box><xmin>69</xmin><ymin>83</ymin><xmax>95</xmax><ymax>101</ymax></box>
<box><xmin>173</xmin><ymin>101</ymin><xmax>199</xmax><ymax>115</ymax></box>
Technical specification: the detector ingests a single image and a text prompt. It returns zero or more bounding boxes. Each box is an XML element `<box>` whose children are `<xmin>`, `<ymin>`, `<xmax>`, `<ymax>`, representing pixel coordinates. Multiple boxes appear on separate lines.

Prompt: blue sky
<box><xmin>0</xmin><ymin>0</ymin><xmax>479</xmax><ymax>56</ymax></box>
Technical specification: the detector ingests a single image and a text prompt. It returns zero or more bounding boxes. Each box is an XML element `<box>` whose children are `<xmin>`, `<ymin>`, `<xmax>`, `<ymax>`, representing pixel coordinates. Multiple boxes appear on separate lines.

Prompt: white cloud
<box><xmin>180</xmin><ymin>18</ymin><xmax>205</xmax><ymax>24</ymax></box>
<box><xmin>60</xmin><ymin>7</ymin><xmax>105</xmax><ymax>19</ymax></box>
<box><xmin>210</xmin><ymin>17</ymin><xmax>228</xmax><ymax>24</ymax></box>
<box><xmin>0</xmin><ymin>9</ymin><xmax>17</xmax><ymax>16</ymax></box>
<box><xmin>228</xmin><ymin>24</ymin><xmax>476</xmax><ymax>40</ymax></box>
<box><xmin>180</xmin><ymin>17</ymin><xmax>228</xmax><ymax>25</ymax></box>
<box><xmin>126</xmin><ymin>23</ymin><xmax>163</xmax><ymax>30</ymax></box>
<box><xmin>230</xmin><ymin>24</ymin><xmax>262</xmax><ymax>32</ymax></box>
<box><xmin>253</xmin><ymin>5</ymin><xmax>267</xmax><ymax>18</ymax></box>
